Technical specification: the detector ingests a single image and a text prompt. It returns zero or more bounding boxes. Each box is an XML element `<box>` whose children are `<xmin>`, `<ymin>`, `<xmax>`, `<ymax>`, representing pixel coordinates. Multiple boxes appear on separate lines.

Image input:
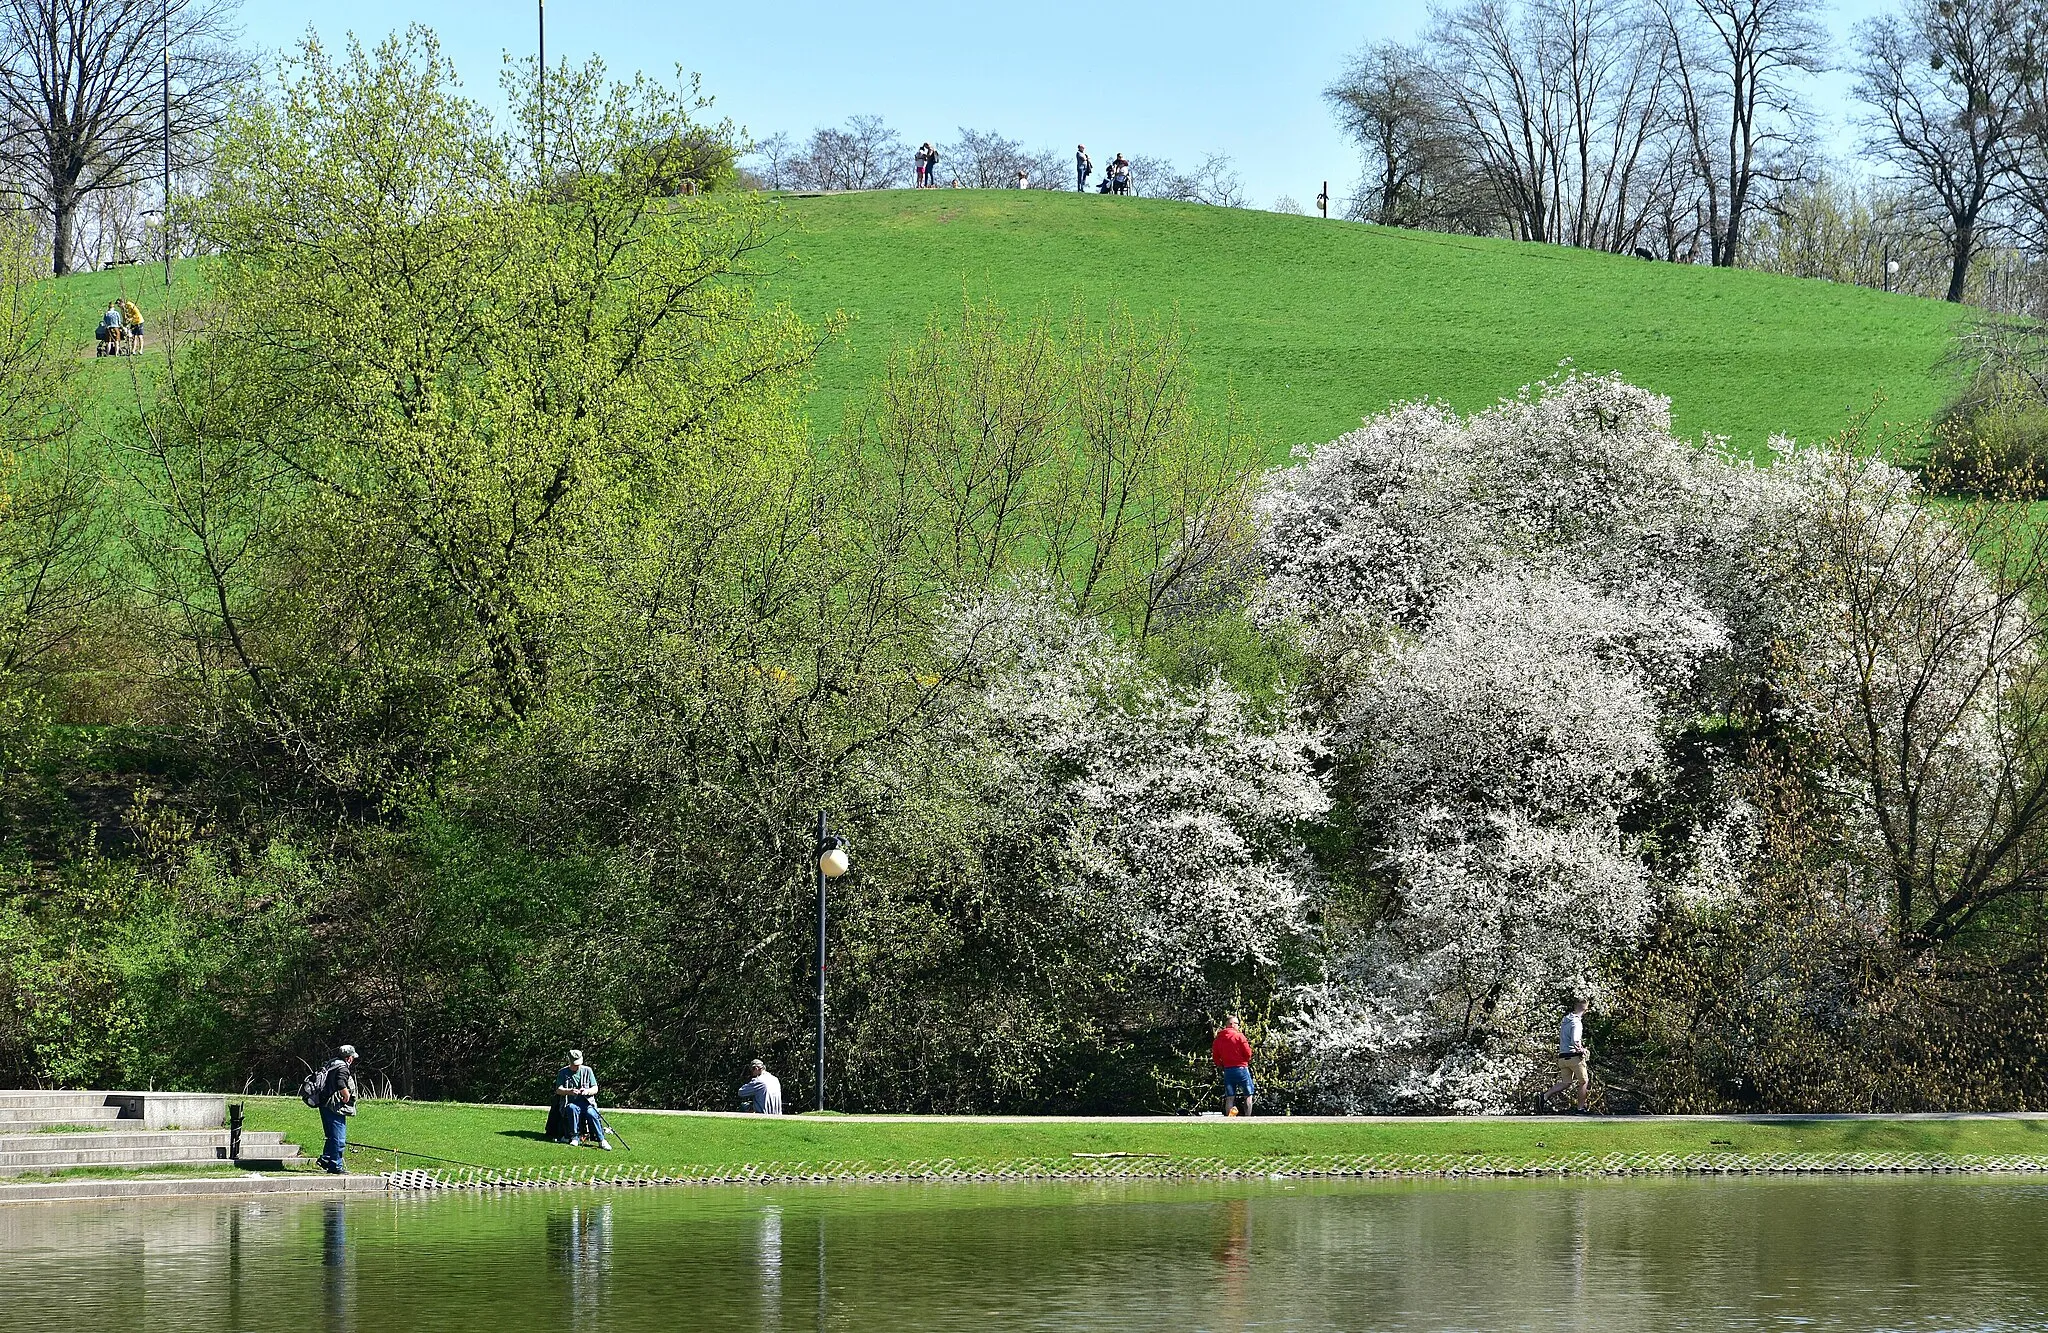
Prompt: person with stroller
<box><xmin>95</xmin><ymin>302</ymin><xmax>123</xmax><ymax>356</ymax></box>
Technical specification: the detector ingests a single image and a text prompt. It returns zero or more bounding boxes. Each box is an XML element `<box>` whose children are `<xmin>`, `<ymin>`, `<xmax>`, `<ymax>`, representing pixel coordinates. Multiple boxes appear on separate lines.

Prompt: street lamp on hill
<box><xmin>814</xmin><ymin>815</ymin><xmax>851</xmax><ymax>1113</ymax></box>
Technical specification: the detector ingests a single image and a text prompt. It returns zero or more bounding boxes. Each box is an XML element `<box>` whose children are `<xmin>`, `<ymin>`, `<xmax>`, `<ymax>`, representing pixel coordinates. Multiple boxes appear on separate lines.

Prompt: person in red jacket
<box><xmin>1212</xmin><ymin>1016</ymin><xmax>1255</xmax><ymax>1116</ymax></box>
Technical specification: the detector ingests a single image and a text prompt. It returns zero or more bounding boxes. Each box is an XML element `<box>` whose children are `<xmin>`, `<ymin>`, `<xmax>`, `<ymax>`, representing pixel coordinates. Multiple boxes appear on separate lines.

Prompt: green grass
<box><xmin>763</xmin><ymin>190</ymin><xmax>1962</xmax><ymax>459</ymax></box>
<box><xmin>237</xmin><ymin>1096</ymin><xmax>2048</xmax><ymax>1178</ymax></box>
<box><xmin>47</xmin><ymin>196</ymin><xmax>1959</xmax><ymax>463</ymax></box>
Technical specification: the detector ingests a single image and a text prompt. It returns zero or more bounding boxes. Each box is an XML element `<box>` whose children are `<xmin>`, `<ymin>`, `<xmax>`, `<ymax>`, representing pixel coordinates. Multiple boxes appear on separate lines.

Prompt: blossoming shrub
<box><xmin>1257</xmin><ymin>371</ymin><xmax>2029</xmax><ymax>1111</ymax></box>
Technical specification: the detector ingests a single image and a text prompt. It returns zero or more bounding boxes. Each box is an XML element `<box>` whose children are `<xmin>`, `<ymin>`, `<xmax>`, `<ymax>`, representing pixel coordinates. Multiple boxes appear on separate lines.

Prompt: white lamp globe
<box><xmin>1886</xmin><ymin>260</ymin><xmax>1900</xmax><ymax>274</ymax></box>
<box><xmin>819</xmin><ymin>845</ymin><xmax>850</xmax><ymax>879</ymax></box>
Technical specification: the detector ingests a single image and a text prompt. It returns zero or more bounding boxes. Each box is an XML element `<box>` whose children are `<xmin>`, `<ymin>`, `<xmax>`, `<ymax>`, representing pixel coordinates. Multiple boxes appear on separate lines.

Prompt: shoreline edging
<box><xmin>9</xmin><ymin>1148</ymin><xmax>2048</xmax><ymax>1205</ymax></box>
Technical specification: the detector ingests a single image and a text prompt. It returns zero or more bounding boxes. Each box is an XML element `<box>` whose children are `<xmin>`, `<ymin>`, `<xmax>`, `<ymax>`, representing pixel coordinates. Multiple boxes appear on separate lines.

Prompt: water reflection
<box><xmin>320</xmin><ymin>1200</ymin><xmax>350</xmax><ymax>1333</ymax></box>
<box><xmin>756</xmin><ymin>1205</ymin><xmax>782</xmax><ymax>1332</ymax></box>
<box><xmin>547</xmin><ymin>1202</ymin><xmax>613</xmax><ymax>1324</ymax></box>
<box><xmin>6</xmin><ymin>1176</ymin><xmax>2048</xmax><ymax>1331</ymax></box>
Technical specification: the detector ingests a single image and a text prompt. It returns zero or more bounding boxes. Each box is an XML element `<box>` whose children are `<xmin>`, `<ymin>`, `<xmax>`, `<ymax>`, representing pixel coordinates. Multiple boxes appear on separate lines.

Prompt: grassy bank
<box><xmin>767</xmin><ymin>191</ymin><xmax>1959</xmax><ymax>458</ymax></box>
<box><xmin>54</xmin><ymin>194</ymin><xmax>1959</xmax><ymax>463</ymax></box>
<box><xmin>238</xmin><ymin>1097</ymin><xmax>2048</xmax><ymax>1178</ymax></box>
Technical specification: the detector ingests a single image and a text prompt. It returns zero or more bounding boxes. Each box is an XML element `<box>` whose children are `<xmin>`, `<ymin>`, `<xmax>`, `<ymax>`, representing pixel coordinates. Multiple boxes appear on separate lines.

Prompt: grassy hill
<box><xmin>762</xmin><ymin>190</ymin><xmax>1962</xmax><ymax>460</ymax></box>
<box><xmin>57</xmin><ymin>192</ymin><xmax>1962</xmax><ymax>461</ymax></box>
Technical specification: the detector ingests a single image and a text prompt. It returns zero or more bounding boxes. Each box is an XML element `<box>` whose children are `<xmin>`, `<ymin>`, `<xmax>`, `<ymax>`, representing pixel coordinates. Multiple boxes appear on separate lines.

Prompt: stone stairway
<box><xmin>0</xmin><ymin>1091</ymin><xmax>303</xmax><ymax>1174</ymax></box>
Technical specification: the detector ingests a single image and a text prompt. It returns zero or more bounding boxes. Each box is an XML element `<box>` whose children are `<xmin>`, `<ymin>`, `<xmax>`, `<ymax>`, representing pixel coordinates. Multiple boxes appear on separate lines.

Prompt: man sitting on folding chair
<box><xmin>551</xmin><ymin>1048</ymin><xmax>613</xmax><ymax>1149</ymax></box>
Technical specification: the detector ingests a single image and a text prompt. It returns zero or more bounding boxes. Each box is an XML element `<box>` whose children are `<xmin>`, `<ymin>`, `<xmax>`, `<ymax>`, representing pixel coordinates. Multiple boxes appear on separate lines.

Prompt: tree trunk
<box><xmin>50</xmin><ymin>188</ymin><xmax>74</xmax><ymax>276</ymax></box>
<box><xmin>1946</xmin><ymin>222</ymin><xmax>1974</xmax><ymax>303</ymax></box>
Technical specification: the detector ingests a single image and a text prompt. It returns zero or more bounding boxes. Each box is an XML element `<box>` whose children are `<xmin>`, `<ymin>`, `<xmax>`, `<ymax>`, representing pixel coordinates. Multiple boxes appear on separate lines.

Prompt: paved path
<box><xmin>584</xmin><ymin>1107</ymin><xmax>2048</xmax><ymax>1124</ymax></box>
<box><xmin>0</xmin><ymin>1173</ymin><xmax>383</xmax><ymax>1206</ymax></box>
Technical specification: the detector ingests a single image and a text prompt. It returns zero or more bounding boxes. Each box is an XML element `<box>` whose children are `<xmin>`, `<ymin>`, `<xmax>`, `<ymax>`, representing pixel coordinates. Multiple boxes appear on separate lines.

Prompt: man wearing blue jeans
<box><xmin>315</xmin><ymin>1044</ymin><xmax>359</xmax><ymax>1173</ymax></box>
<box><xmin>1212</xmin><ymin>1016</ymin><xmax>1255</xmax><ymax>1115</ymax></box>
<box><xmin>555</xmin><ymin>1049</ymin><xmax>612</xmax><ymax>1149</ymax></box>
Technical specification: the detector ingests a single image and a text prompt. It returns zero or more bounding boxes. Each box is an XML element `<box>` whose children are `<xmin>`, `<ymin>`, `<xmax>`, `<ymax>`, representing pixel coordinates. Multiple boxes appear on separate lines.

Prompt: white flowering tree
<box><xmin>1252</xmin><ymin>372</ymin><xmax>2020</xmax><ymax>1110</ymax></box>
<box><xmin>941</xmin><ymin>582</ymin><xmax>1330</xmax><ymax>983</ymax></box>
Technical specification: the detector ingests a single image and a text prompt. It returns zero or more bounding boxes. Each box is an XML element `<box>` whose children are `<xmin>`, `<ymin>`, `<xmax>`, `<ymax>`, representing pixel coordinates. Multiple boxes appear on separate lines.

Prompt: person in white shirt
<box><xmin>1543</xmin><ymin>997</ymin><xmax>1592</xmax><ymax>1112</ymax></box>
<box><xmin>739</xmin><ymin>1059</ymin><xmax>783</xmax><ymax>1114</ymax></box>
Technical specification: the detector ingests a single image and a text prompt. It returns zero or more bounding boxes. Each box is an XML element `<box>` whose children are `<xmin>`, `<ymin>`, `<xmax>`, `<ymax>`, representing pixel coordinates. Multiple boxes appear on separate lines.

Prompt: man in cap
<box><xmin>554</xmin><ymin>1048</ymin><xmax>612</xmax><ymax>1149</ymax></box>
<box><xmin>738</xmin><ymin>1059</ymin><xmax>783</xmax><ymax>1114</ymax></box>
<box><xmin>315</xmin><ymin>1044</ymin><xmax>359</xmax><ymax>1174</ymax></box>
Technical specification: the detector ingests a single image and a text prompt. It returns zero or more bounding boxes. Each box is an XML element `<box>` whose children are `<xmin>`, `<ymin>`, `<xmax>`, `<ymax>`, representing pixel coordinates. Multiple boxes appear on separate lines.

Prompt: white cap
<box><xmin>569</xmin><ymin>1049</ymin><xmax>583</xmax><ymax>1062</ymax></box>
<box><xmin>338</xmin><ymin>1044</ymin><xmax>357</xmax><ymax>1059</ymax></box>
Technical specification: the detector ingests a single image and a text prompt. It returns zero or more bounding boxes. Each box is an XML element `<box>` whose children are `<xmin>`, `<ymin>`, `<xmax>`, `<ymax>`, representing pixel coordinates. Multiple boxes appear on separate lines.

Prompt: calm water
<box><xmin>5</xmin><ymin>1175</ymin><xmax>2046</xmax><ymax>1331</ymax></box>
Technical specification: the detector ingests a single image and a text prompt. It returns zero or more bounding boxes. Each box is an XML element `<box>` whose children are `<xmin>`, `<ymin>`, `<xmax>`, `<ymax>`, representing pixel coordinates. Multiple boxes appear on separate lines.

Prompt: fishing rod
<box><xmin>341</xmin><ymin>1140</ymin><xmax>493</xmax><ymax>1171</ymax></box>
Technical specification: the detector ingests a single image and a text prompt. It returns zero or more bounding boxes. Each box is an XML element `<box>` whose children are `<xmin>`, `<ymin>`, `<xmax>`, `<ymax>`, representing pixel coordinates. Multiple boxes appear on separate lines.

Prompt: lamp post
<box><xmin>161</xmin><ymin>0</ymin><xmax>171</xmax><ymax>287</ymax></box>
<box><xmin>537</xmin><ymin>0</ymin><xmax>546</xmax><ymax>169</ymax></box>
<box><xmin>813</xmin><ymin>815</ymin><xmax>850</xmax><ymax>1113</ymax></box>
<box><xmin>1317</xmin><ymin>181</ymin><xmax>1328</xmax><ymax>219</ymax></box>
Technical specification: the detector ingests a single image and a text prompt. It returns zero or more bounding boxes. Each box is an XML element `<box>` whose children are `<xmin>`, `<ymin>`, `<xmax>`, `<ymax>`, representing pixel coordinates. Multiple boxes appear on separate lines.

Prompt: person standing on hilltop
<box><xmin>1212</xmin><ymin>1016</ymin><xmax>1255</xmax><ymax>1116</ymax></box>
<box><xmin>1076</xmin><ymin>144</ymin><xmax>1092</xmax><ymax>192</ymax></box>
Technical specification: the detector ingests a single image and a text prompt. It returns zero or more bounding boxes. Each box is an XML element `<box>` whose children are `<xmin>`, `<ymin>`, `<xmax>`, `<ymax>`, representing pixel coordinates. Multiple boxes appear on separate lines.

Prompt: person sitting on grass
<box><xmin>117</xmin><ymin>297</ymin><xmax>143</xmax><ymax>353</ymax></box>
<box><xmin>554</xmin><ymin>1048</ymin><xmax>613</xmax><ymax>1149</ymax></box>
<box><xmin>738</xmin><ymin>1059</ymin><xmax>783</xmax><ymax>1114</ymax></box>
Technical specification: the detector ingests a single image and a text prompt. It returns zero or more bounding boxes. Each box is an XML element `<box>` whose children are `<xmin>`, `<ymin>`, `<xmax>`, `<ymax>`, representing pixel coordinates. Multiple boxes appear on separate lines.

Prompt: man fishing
<box><xmin>554</xmin><ymin>1049</ymin><xmax>613</xmax><ymax>1149</ymax></box>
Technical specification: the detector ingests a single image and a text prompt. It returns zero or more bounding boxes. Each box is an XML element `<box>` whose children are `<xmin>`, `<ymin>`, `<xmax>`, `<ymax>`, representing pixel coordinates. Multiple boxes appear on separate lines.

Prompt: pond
<box><xmin>4</xmin><ymin>1175</ymin><xmax>2044</xmax><ymax>1331</ymax></box>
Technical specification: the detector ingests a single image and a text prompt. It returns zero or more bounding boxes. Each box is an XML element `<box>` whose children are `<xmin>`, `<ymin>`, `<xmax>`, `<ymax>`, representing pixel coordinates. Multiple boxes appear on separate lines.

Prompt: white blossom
<box><xmin>943</xmin><ymin>582</ymin><xmax>1330</xmax><ymax>979</ymax></box>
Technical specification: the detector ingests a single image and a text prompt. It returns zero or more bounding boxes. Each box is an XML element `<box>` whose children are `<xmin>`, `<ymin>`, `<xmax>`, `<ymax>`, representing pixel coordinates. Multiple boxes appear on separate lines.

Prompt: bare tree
<box><xmin>1122</xmin><ymin>154</ymin><xmax>1172</xmax><ymax>198</ymax></box>
<box><xmin>1157</xmin><ymin>151</ymin><xmax>1248</xmax><ymax>207</ymax></box>
<box><xmin>1656</xmin><ymin>0</ymin><xmax>1827</xmax><ymax>267</ymax></box>
<box><xmin>746</xmin><ymin>131</ymin><xmax>798</xmax><ymax>190</ymax></box>
<box><xmin>1426</xmin><ymin>0</ymin><xmax>1679</xmax><ymax>251</ymax></box>
<box><xmin>0</xmin><ymin>0</ymin><xmax>246</xmax><ymax>275</ymax></box>
<box><xmin>1853</xmin><ymin>0</ymin><xmax>2029</xmax><ymax>303</ymax></box>
<box><xmin>945</xmin><ymin>127</ymin><xmax>1029</xmax><ymax>189</ymax></box>
<box><xmin>1326</xmin><ymin>40</ymin><xmax>1500</xmax><ymax>231</ymax></box>
<box><xmin>772</xmin><ymin>114</ymin><xmax>906</xmax><ymax>191</ymax></box>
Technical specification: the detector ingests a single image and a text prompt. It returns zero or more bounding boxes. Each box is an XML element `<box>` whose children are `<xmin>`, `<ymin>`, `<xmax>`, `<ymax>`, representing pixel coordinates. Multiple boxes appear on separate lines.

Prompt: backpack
<box><xmin>299</xmin><ymin>1064</ymin><xmax>330</xmax><ymax>1108</ymax></box>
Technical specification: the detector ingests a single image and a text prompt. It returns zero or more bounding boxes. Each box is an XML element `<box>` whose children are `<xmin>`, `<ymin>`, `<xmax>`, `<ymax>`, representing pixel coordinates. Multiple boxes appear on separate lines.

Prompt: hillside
<box><xmin>763</xmin><ymin>190</ymin><xmax>1960</xmax><ymax>460</ymax></box>
<box><xmin>59</xmin><ymin>191</ymin><xmax>1961</xmax><ymax>460</ymax></box>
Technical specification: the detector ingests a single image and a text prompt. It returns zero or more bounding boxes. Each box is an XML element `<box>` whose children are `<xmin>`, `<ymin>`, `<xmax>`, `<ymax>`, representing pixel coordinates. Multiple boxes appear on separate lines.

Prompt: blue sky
<box><xmin>241</xmin><ymin>1</ymin><xmax>1894</xmax><ymax>209</ymax></box>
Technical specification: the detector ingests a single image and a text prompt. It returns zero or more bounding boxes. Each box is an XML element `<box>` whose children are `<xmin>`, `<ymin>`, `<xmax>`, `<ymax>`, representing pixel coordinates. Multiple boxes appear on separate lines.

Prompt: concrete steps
<box><xmin>0</xmin><ymin>1105</ymin><xmax>123</xmax><ymax>1128</ymax></box>
<box><xmin>0</xmin><ymin>1091</ymin><xmax>303</xmax><ymax>1174</ymax></box>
